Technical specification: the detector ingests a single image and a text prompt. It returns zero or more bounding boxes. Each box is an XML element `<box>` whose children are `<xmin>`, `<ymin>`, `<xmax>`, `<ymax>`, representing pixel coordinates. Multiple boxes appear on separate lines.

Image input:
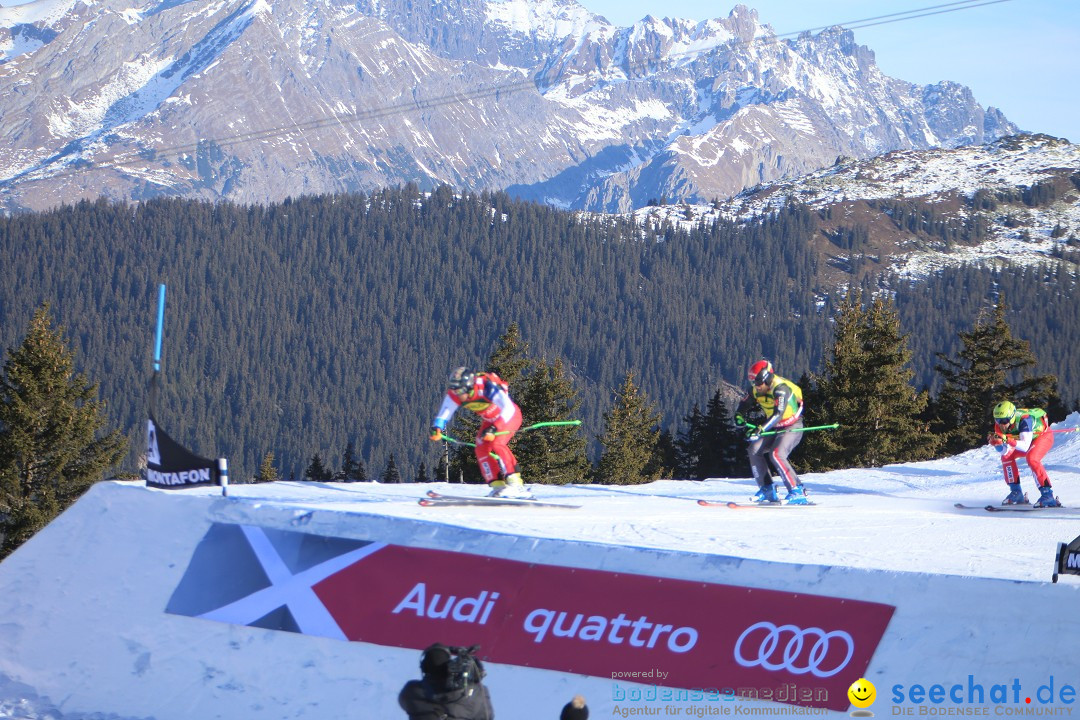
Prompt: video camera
<box><xmin>421</xmin><ymin>643</ymin><xmax>486</xmax><ymax>691</ymax></box>
<box><xmin>445</xmin><ymin>645</ymin><xmax>485</xmax><ymax>690</ymax></box>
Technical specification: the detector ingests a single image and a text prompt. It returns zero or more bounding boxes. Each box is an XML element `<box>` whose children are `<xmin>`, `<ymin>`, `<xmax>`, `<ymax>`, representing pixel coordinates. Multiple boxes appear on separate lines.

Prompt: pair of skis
<box><xmin>698</xmin><ymin>499</ymin><xmax>817</xmax><ymax>509</ymax></box>
<box><xmin>704</xmin><ymin>498</ymin><xmax>1070</xmax><ymax>512</ymax></box>
<box><xmin>418</xmin><ymin>492</ymin><xmax>1069</xmax><ymax>513</ymax></box>
<box><xmin>954</xmin><ymin>502</ymin><xmax>1070</xmax><ymax>514</ymax></box>
<box><xmin>417</xmin><ymin>491</ymin><xmax>817</xmax><ymax>510</ymax></box>
<box><xmin>418</xmin><ymin>491</ymin><xmax>580</xmax><ymax>509</ymax></box>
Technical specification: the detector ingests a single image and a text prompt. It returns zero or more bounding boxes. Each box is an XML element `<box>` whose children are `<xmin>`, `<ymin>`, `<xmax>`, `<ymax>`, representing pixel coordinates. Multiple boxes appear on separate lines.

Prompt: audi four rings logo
<box><xmin>734</xmin><ymin>621</ymin><xmax>855</xmax><ymax>678</ymax></box>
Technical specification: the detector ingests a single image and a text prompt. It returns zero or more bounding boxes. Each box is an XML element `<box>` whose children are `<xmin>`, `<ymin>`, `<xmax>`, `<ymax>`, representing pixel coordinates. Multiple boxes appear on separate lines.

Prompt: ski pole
<box><xmin>442</xmin><ymin>421</ymin><xmax>582</xmax><ymax>446</ymax></box>
<box><xmin>759</xmin><ymin>423</ymin><xmax>840</xmax><ymax>437</ymax></box>
<box><xmin>440</xmin><ymin>436</ymin><xmax>501</xmax><ymax>466</ymax></box>
<box><xmin>436</xmin><ymin>436</ymin><xmax>503</xmax><ymax>464</ymax></box>
<box><xmin>524</xmin><ymin>420</ymin><xmax>582</xmax><ymax>431</ymax></box>
<box><xmin>1050</xmin><ymin>428</ymin><xmax>1079</xmax><ymax>434</ymax></box>
<box><xmin>490</xmin><ymin>420</ymin><xmax>582</xmax><ymax>437</ymax></box>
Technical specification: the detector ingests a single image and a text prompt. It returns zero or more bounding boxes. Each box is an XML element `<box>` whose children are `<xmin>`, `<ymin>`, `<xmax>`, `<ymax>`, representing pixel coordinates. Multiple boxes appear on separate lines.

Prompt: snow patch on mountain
<box><xmin>0</xmin><ymin>0</ymin><xmax>75</xmax><ymax>63</ymax></box>
<box><xmin>634</xmin><ymin>134</ymin><xmax>1080</xmax><ymax>280</ymax></box>
<box><xmin>734</xmin><ymin>135</ymin><xmax>1080</xmax><ymax>217</ymax></box>
<box><xmin>483</xmin><ymin>0</ymin><xmax>606</xmax><ymax>40</ymax></box>
<box><xmin>1</xmin><ymin>25</ymin><xmax>43</xmax><ymax>61</ymax></box>
<box><xmin>0</xmin><ymin>0</ymin><xmax>77</xmax><ymax>29</ymax></box>
<box><xmin>30</xmin><ymin>0</ymin><xmax>265</xmax><ymax>173</ymax></box>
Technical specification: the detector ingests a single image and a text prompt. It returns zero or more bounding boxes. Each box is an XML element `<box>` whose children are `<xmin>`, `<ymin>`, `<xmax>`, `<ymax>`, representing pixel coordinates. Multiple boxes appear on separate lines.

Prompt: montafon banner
<box><xmin>1054</xmin><ymin>533</ymin><xmax>1080</xmax><ymax>582</ymax></box>
<box><xmin>167</xmin><ymin>523</ymin><xmax>894</xmax><ymax>711</ymax></box>
<box><xmin>145</xmin><ymin>416</ymin><xmax>218</xmax><ymax>489</ymax></box>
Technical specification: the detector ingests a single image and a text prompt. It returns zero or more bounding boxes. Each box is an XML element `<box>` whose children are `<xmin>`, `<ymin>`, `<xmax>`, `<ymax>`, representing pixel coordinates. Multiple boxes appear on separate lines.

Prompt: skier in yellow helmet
<box><xmin>989</xmin><ymin>400</ymin><xmax>1060</xmax><ymax>507</ymax></box>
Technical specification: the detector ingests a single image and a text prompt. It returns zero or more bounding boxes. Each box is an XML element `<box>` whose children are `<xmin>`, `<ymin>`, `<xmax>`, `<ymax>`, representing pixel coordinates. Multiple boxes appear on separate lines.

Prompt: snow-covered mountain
<box><xmin>634</xmin><ymin>133</ymin><xmax>1080</xmax><ymax>282</ymax></box>
<box><xmin>0</xmin><ymin>0</ymin><xmax>1016</xmax><ymax>212</ymax></box>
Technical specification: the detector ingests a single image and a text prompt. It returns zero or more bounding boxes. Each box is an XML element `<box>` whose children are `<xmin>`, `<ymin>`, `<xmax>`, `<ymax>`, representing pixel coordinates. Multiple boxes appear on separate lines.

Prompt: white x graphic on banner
<box><xmin>197</xmin><ymin>525</ymin><xmax>384</xmax><ymax>639</ymax></box>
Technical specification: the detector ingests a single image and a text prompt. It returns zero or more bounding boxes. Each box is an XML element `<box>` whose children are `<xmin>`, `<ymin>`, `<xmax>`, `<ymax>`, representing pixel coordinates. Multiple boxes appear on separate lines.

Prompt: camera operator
<box><xmin>399</xmin><ymin>643</ymin><xmax>494</xmax><ymax>720</ymax></box>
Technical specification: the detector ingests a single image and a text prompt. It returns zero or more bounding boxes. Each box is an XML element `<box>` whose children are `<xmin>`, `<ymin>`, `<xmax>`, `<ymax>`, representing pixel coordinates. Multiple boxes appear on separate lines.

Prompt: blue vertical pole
<box><xmin>153</xmin><ymin>284</ymin><xmax>166</xmax><ymax>373</ymax></box>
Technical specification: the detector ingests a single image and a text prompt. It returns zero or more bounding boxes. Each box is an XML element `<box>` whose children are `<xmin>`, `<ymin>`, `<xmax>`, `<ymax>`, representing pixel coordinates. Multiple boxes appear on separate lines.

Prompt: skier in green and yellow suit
<box><xmin>735</xmin><ymin>360</ymin><xmax>809</xmax><ymax>505</ymax></box>
<box><xmin>989</xmin><ymin>400</ymin><xmax>1060</xmax><ymax>507</ymax></box>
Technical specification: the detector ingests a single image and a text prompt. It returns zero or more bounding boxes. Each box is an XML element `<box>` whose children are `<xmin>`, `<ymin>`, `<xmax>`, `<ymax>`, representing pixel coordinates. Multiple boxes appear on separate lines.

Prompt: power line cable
<box><xmin>833</xmin><ymin>0</ymin><xmax>1016</xmax><ymax>32</ymax></box>
<box><xmin>768</xmin><ymin>0</ymin><xmax>1008</xmax><ymax>37</ymax></box>
<box><xmin>6</xmin><ymin>0</ymin><xmax>1016</xmax><ymax>187</ymax></box>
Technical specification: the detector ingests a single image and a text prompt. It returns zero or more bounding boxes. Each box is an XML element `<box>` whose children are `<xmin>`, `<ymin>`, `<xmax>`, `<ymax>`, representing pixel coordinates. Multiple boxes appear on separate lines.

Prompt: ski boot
<box><xmin>751</xmin><ymin>484</ymin><xmax>779</xmax><ymax>503</ymax></box>
<box><xmin>1001</xmin><ymin>483</ymin><xmax>1029</xmax><ymax>505</ymax></box>
<box><xmin>488</xmin><ymin>472</ymin><xmax>534</xmax><ymax>500</ymax></box>
<box><xmin>784</xmin><ymin>485</ymin><xmax>810</xmax><ymax>505</ymax></box>
<box><xmin>1034</xmin><ymin>485</ymin><xmax>1061</xmax><ymax>508</ymax></box>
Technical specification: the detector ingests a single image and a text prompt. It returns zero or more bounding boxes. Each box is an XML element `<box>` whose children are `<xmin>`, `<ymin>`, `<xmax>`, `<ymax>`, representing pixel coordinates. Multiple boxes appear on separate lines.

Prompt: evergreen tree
<box><xmin>698</xmin><ymin>389</ymin><xmax>745</xmax><ymax>478</ymax></box>
<box><xmin>932</xmin><ymin>296</ymin><xmax>1059</xmax><ymax>454</ymax></box>
<box><xmin>514</xmin><ymin>358</ymin><xmax>589</xmax><ymax>485</ymax></box>
<box><xmin>338</xmin><ymin>441</ymin><xmax>366</xmax><ymax>482</ymax></box>
<box><xmin>652</xmin><ymin>429</ymin><xmax>679</xmax><ymax>480</ymax></box>
<box><xmin>676</xmin><ymin>404</ymin><xmax>704</xmax><ymax>479</ymax></box>
<box><xmin>381</xmin><ymin>454</ymin><xmax>402</xmax><ymax>484</ymax></box>
<box><xmin>254</xmin><ymin>451</ymin><xmax>279</xmax><ymax>483</ymax></box>
<box><xmin>0</xmin><ymin>305</ymin><xmax>127</xmax><ymax>557</ymax></box>
<box><xmin>485</xmin><ymin>322</ymin><xmax>530</xmax><ymax>385</ymax></box>
<box><xmin>304</xmin><ymin>453</ymin><xmax>331</xmax><ymax>481</ymax></box>
<box><xmin>801</xmin><ymin>292</ymin><xmax>938</xmax><ymax>470</ymax></box>
<box><xmin>415</xmin><ymin>462</ymin><xmax>430</xmax><ymax>484</ymax></box>
<box><xmin>678</xmin><ymin>390</ymin><xmax>744</xmax><ymax>479</ymax></box>
<box><xmin>434</xmin><ymin>454</ymin><xmax>449</xmax><ymax>484</ymax></box>
<box><xmin>593</xmin><ymin>372</ymin><xmax>666</xmax><ymax>485</ymax></box>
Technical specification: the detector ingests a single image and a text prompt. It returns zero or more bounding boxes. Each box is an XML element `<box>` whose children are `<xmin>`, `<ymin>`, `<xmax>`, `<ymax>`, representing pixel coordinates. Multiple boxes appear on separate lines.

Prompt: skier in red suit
<box><xmin>430</xmin><ymin>367</ymin><xmax>531</xmax><ymax>499</ymax></box>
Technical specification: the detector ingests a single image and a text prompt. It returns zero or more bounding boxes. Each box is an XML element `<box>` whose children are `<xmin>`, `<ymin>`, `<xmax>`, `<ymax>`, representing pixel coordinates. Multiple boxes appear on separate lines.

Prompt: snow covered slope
<box><xmin>0</xmin><ymin>414</ymin><xmax>1078</xmax><ymax>719</ymax></box>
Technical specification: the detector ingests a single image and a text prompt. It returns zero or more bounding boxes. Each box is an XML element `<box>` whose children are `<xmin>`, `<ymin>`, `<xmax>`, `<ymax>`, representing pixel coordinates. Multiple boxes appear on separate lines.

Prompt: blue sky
<box><xmin>576</xmin><ymin>0</ymin><xmax>1080</xmax><ymax>143</ymax></box>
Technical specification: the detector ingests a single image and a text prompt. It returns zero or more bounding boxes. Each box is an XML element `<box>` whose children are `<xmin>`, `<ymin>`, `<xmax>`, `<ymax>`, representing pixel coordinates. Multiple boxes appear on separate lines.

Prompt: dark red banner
<box><xmin>314</xmin><ymin>543</ymin><xmax>894</xmax><ymax>710</ymax></box>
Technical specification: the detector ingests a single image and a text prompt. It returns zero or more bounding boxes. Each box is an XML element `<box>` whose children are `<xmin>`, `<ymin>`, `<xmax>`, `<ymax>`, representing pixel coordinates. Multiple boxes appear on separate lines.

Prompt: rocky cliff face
<box><xmin>0</xmin><ymin>0</ymin><xmax>1017</xmax><ymax>212</ymax></box>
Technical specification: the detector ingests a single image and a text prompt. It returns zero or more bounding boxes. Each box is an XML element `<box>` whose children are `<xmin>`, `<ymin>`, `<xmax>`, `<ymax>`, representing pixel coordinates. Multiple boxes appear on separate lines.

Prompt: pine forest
<box><xmin>1</xmin><ymin>186</ymin><xmax>1077</xmax><ymax>483</ymax></box>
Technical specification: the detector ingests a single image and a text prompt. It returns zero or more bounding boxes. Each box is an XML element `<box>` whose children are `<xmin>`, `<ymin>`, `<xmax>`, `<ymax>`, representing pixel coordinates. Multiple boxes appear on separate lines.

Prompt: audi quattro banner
<box><xmin>168</xmin><ymin>523</ymin><xmax>895</xmax><ymax>711</ymax></box>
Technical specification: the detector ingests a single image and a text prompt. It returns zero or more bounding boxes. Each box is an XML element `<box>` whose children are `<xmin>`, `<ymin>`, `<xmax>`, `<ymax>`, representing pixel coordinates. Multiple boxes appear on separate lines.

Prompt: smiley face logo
<box><xmin>848</xmin><ymin>678</ymin><xmax>876</xmax><ymax>709</ymax></box>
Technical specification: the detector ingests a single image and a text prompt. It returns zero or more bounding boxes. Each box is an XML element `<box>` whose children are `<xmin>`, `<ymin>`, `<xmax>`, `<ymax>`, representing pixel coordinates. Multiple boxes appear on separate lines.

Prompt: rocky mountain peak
<box><xmin>1</xmin><ymin>0</ymin><xmax>1019</xmax><ymax>213</ymax></box>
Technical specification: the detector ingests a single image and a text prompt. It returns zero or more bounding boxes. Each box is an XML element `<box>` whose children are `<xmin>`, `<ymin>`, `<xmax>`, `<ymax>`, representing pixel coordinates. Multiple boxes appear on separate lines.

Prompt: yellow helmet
<box><xmin>992</xmin><ymin>401</ymin><xmax>1016</xmax><ymax>423</ymax></box>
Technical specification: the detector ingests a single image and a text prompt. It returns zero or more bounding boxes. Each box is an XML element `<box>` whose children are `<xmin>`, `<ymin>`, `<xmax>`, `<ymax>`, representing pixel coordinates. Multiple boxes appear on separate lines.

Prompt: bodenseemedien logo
<box><xmin>848</xmin><ymin>678</ymin><xmax>876</xmax><ymax>717</ymax></box>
